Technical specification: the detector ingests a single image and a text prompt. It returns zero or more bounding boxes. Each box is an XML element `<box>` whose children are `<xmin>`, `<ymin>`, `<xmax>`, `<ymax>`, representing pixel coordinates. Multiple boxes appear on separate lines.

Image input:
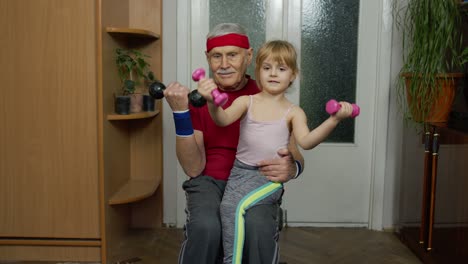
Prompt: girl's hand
<box><xmin>197</xmin><ymin>78</ymin><xmax>218</xmax><ymax>103</ymax></box>
<box><xmin>334</xmin><ymin>101</ymin><xmax>353</xmax><ymax>120</ymax></box>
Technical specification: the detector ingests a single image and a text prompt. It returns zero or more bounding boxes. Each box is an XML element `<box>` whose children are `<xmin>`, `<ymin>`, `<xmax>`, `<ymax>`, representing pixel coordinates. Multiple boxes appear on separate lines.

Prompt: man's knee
<box><xmin>181</xmin><ymin>213</ymin><xmax>223</xmax><ymax>264</ymax></box>
<box><xmin>188</xmin><ymin>216</ymin><xmax>222</xmax><ymax>242</ymax></box>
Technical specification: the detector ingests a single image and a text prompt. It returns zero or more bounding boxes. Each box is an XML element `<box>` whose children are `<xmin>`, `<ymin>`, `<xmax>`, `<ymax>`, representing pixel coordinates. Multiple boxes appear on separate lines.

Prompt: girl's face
<box><xmin>259</xmin><ymin>56</ymin><xmax>296</xmax><ymax>94</ymax></box>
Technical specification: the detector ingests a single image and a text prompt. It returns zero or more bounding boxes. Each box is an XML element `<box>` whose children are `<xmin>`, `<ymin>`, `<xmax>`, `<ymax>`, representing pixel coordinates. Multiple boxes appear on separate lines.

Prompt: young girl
<box><xmin>197</xmin><ymin>40</ymin><xmax>354</xmax><ymax>264</ymax></box>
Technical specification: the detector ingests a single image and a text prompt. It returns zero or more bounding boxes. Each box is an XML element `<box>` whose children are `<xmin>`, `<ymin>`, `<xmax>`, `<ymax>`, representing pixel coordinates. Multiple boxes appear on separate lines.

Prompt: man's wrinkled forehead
<box><xmin>206</xmin><ymin>33</ymin><xmax>250</xmax><ymax>52</ymax></box>
<box><xmin>207</xmin><ymin>45</ymin><xmax>246</xmax><ymax>55</ymax></box>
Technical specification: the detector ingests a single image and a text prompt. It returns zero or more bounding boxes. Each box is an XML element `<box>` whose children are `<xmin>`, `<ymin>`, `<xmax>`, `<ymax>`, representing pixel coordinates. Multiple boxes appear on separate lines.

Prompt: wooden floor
<box><xmin>1</xmin><ymin>227</ymin><xmax>422</xmax><ymax>264</ymax></box>
<box><xmin>277</xmin><ymin>227</ymin><xmax>421</xmax><ymax>264</ymax></box>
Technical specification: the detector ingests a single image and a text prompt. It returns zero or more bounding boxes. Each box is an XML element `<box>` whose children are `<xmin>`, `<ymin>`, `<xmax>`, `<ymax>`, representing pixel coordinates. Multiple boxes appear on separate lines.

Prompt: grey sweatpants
<box><xmin>179</xmin><ymin>174</ymin><xmax>282</xmax><ymax>264</ymax></box>
<box><xmin>220</xmin><ymin>159</ymin><xmax>284</xmax><ymax>264</ymax></box>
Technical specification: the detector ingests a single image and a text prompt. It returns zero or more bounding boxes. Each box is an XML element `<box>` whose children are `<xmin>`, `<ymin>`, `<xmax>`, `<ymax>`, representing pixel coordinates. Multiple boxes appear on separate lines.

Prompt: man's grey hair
<box><xmin>206</xmin><ymin>23</ymin><xmax>248</xmax><ymax>39</ymax></box>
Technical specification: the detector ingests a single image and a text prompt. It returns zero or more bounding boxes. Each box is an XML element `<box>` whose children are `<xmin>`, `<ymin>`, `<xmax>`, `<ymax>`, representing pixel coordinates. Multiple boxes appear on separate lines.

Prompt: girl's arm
<box><xmin>291</xmin><ymin>102</ymin><xmax>353</xmax><ymax>150</ymax></box>
<box><xmin>207</xmin><ymin>96</ymin><xmax>249</xmax><ymax>126</ymax></box>
<box><xmin>288</xmin><ymin>135</ymin><xmax>305</xmax><ymax>172</ymax></box>
<box><xmin>197</xmin><ymin>77</ymin><xmax>249</xmax><ymax>126</ymax></box>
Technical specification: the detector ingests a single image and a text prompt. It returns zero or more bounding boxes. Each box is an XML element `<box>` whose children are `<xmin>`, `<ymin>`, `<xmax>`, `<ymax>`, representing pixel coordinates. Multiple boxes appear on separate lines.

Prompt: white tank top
<box><xmin>236</xmin><ymin>96</ymin><xmax>294</xmax><ymax>166</ymax></box>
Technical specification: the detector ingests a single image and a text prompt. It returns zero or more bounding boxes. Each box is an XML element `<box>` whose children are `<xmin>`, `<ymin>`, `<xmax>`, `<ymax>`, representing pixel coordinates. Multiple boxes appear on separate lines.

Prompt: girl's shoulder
<box><xmin>286</xmin><ymin>104</ymin><xmax>306</xmax><ymax>120</ymax></box>
<box><xmin>236</xmin><ymin>95</ymin><xmax>251</xmax><ymax>103</ymax></box>
<box><xmin>232</xmin><ymin>95</ymin><xmax>251</xmax><ymax>108</ymax></box>
<box><xmin>282</xmin><ymin>98</ymin><xmax>300</xmax><ymax>113</ymax></box>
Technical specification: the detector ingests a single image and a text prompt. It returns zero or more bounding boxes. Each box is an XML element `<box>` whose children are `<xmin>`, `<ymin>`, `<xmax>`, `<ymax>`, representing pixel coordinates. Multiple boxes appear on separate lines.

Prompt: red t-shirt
<box><xmin>190</xmin><ymin>77</ymin><xmax>260</xmax><ymax>181</ymax></box>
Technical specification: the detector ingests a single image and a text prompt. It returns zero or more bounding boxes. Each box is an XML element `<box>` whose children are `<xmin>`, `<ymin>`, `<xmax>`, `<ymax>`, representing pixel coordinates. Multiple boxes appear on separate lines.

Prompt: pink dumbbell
<box><xmin>192</xmin><ymin>68</ymin><xmax>228</xmax><ymax>107</ymax></box>
<box><xmin>326</xmin><ymin>99</ymin><xmax>360</xmax><ymax>118</ymax></box>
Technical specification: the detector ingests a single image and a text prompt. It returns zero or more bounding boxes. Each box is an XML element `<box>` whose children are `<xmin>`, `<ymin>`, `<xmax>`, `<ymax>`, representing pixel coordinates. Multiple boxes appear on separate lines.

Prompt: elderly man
<box><xmin>164</xmin><ymin>23</ymin><xmax>304</xmax><ymax>264</ymax></box>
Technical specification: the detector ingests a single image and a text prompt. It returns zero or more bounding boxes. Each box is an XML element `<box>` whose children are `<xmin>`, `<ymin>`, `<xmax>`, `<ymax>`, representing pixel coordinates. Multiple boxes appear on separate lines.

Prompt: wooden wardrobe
<box><xmin>0</xmin><ymin>0</ymin><xmax>164</xmax><ymax>263</ymax></box>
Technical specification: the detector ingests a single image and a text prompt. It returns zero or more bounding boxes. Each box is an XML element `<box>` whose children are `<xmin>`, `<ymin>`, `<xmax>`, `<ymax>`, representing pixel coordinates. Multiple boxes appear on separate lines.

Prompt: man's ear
<box><xmin>205</xmin><ymin>51</ymin><xmax>210</xmax><ymax>61</ymax></box>
<box><xmin>246</xmin><ymin>48</ymin><xmax>253</xmax><ymax>64</ymax></box>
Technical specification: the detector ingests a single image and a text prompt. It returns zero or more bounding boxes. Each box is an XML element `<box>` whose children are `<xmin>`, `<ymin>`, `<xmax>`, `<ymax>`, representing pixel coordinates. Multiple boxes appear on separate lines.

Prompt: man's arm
<box><xmin>175</xmin><ymin>130</ymin><xmax>206</xmax><ymax>177</ymax></box>
<box><xmin>164</xmin><ymin>81</ymin><xmax>206</xmax><ymax>177</ymax></box>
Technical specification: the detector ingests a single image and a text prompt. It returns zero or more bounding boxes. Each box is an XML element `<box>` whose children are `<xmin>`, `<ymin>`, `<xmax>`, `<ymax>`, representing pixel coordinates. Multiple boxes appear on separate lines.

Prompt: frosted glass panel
<box><xmin>209</xmin><ymin>0</ymin><xmax>266</xmax><ymax>76</ymax></box>
<box><xmin>301</xmin><ymin>0</ymin><xmax>359</xmax><ymax>142</ymax></box>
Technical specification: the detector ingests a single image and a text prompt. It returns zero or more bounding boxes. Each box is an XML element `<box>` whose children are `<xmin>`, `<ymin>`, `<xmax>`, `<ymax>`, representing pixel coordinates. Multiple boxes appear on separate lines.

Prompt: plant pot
<box><xmin>403</xmin><ymin>73</ymin><xmax>463</xmax><ymax>123</ymax></box>
<box><xmin>130</xmin><ymin>94</ymin><xmax>144</xmax><ymax>113</ymax></box>
<box><xmin>143</xmin><ymin>94</ymin><xmax>155</xmax><ymax>111</ymax></box>
<box><xmin>115</xmin><ymin>95</ymin><xmax>131</xmax><ymax>115</ymax></box>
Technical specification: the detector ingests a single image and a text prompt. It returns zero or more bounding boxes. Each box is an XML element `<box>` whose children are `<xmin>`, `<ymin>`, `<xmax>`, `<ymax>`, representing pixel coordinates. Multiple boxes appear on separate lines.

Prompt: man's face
<box><xmin>205</xmin><ymin>46</ymin><xmax>253</xmax><ymax>91</ymax></box>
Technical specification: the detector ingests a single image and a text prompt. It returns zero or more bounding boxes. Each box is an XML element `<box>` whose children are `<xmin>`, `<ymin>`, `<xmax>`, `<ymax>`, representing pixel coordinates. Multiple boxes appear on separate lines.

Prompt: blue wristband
<box><xmin>294</xmin><ymin>160</ymin><xmax>303</xmax><ymax>179</ymax></box>
<box><xmin>173</xmin><ymin>110</ymin><xmax>194</xmax><ymax>137</ymax></box>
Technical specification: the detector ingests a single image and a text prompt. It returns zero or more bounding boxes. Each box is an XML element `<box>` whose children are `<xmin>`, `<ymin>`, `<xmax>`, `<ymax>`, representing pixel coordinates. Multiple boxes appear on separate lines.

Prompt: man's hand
<box><xmin>257</xmin><ymin>148</ymin><xmax>297</xmax><ymax>183</ymax></box>
<box><xmin>163</xmin><ymin>82</ymin><xmax>190</xmax><ymax>111</ymax></box>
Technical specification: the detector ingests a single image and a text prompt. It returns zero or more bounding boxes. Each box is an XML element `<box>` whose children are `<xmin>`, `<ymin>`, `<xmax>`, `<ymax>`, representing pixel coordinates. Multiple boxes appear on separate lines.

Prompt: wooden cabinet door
<box><xmin>0</xmin><ymin>0</ymin><xmax>100</xmax><ymax>238</ymax></box>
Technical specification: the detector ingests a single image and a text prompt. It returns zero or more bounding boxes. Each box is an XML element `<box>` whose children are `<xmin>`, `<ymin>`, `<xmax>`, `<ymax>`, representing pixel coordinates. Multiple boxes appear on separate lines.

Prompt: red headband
<box><xmin>206</xmin><ymin>33</ymin><xmax>250</xmax><ymax>52</ymax></box>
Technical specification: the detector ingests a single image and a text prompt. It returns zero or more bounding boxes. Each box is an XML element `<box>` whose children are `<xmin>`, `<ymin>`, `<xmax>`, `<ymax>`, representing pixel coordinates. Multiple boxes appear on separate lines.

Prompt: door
<box><xmin>173</xmin><ymin>0</ymin><xmax>385</xmax><ymax>227</ymax></box>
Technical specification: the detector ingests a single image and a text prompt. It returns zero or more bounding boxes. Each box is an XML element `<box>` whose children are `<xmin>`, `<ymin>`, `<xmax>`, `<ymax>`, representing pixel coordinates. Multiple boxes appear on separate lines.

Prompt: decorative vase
<box><xmin>130</xmin><ymin>94</ymin><xmax>144</xmax><ymax>113</ymax></box>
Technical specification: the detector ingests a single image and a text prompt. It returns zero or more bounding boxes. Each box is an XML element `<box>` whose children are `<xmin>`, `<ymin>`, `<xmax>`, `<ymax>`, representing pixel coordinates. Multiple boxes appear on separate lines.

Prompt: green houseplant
<box><xmin>114</xmin><ymin>48</ymin><xmax>155</xmax><ymax>114</ymax></box>
<box><xmin>394</xmin><ymin>0</ymin><xmax>466</xmax><ymax>124</ymax></box>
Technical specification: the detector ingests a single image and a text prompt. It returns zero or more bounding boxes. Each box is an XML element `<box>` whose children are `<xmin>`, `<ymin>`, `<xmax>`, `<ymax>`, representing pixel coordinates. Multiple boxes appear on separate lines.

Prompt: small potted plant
<box><xmin>114</xmin><ymin>48</ymin><xmax>155</xmax><ymax>114</ymax></box>
<box><xmin>393</xmin><ymin>0</ymin><xmax>466</xmax><ymax>126</ymax></box>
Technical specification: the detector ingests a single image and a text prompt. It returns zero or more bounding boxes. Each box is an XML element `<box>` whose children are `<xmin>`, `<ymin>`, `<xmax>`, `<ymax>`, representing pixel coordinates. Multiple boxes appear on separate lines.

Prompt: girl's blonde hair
<box><xmin>255</xmin><ymin>40</ymin><xmax>299</xmax><ymax>88</ymax></box>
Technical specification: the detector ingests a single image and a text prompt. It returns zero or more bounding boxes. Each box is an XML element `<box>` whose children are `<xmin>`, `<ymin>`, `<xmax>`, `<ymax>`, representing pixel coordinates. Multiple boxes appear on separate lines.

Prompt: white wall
<box><xmin>383</xmin><ymin>0</ymin><xmax>404</xmax><ymax>229</ymax></box>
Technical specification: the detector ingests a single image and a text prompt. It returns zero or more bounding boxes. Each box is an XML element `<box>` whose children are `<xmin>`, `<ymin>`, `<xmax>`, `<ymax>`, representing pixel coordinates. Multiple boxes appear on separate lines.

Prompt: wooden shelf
<box><xmin>106</xmin><ymin>27</ymin><xmax>160</xmax><ymax>40</ymax></box>
<box><xmin>108</xmin><ymin>178</ymin><xmax>161</xmax><ymax>205</ymax></box>
<box><xmin>0</xmin><ymin>239</ymin><xmax>101</xmax><ymax>247</ymax></box>
<box><xmin>107</xmin><ymin>110</ymin><xmax>159</xmax><ymax>121</ymax></box>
